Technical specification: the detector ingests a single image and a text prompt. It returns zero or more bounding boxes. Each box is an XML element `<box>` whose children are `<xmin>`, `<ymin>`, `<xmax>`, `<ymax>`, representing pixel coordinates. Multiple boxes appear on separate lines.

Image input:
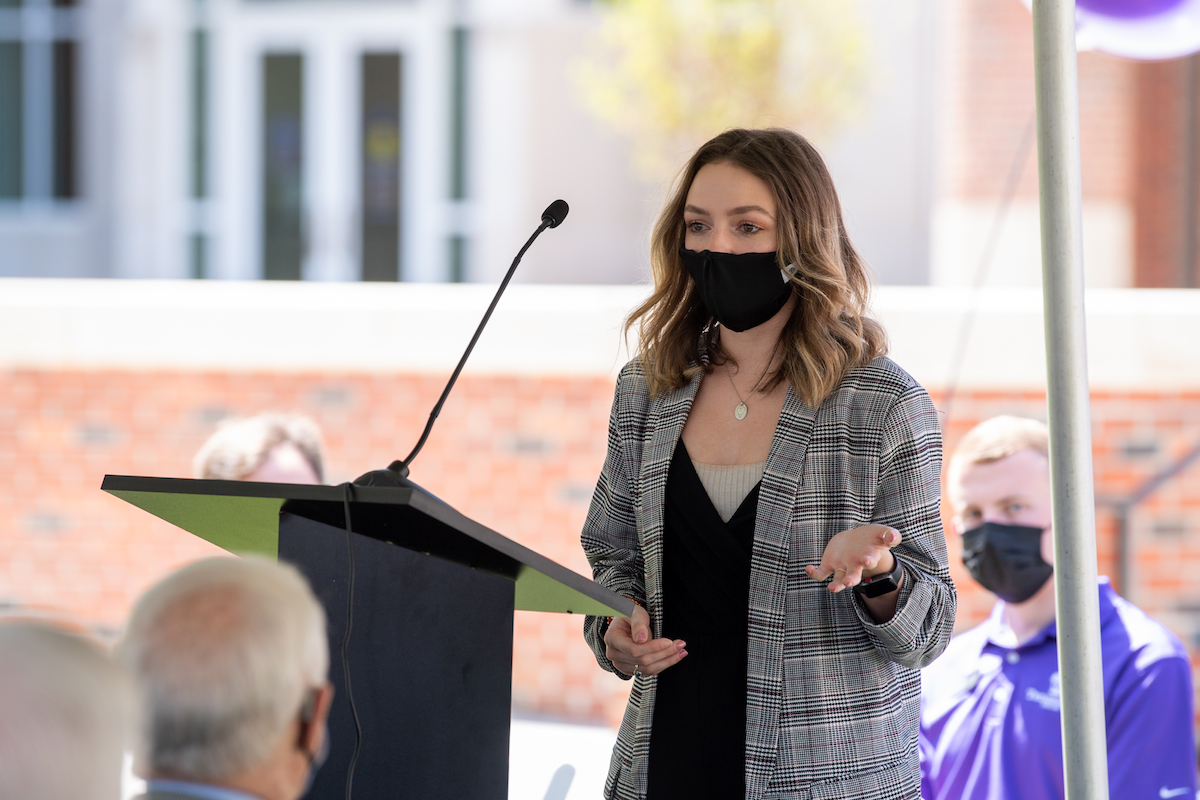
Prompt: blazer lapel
<box><xmin>745</xmin><ymin>383</ymin><xmax>817</xmax><ymax>800</ymax></box>
<box><xmin>637</xmin><ymin>371</ymin><xmax>702</xmax><ymax>641</ymax></box>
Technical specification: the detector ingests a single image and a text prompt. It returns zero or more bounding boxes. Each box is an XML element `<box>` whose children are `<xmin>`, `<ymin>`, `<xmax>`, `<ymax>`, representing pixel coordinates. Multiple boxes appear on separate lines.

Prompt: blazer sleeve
<box><xmin>581</xmin><ymin>367</ymin><xmax>646</xmax><ymax>678</ymax></box>
<box><xmin>852</xmin><ymin>381</ymin><xmax>957</xmax><ymax>668</ymax></box>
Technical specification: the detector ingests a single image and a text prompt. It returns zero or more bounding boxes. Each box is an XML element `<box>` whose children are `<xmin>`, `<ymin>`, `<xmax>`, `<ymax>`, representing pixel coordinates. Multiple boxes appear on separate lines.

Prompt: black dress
<box><xmin>646</xmin><ymin>439</ymin><xmax>760</xmax><ymax>799</ymax></box>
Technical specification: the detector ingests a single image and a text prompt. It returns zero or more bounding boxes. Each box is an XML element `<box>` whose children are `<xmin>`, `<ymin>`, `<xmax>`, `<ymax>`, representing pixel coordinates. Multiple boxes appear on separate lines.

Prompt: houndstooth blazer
<box><xmin>582</xmin><ymin>356</ymin><xmax>956</xmax><ymax>800</ymax></box>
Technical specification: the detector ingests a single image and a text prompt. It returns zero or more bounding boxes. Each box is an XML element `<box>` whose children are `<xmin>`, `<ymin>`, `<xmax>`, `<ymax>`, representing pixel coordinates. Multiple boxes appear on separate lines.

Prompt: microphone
<box><xmin>542</xmin><ymin>199</ymin><xmax>569</xmax><ymax>229</ymax></box>
<box><xmin>355</xmin><ymin>199</ymin><xmax>570</xmax><ymax>487</ymax></box>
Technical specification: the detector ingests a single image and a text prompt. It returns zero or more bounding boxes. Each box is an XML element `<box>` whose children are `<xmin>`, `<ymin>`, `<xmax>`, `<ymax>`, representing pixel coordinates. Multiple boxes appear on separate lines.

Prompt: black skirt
<box><xmin>647</xmin><ymin>439</ymin><xmax>759</xmax><ymax>799</ymax></box>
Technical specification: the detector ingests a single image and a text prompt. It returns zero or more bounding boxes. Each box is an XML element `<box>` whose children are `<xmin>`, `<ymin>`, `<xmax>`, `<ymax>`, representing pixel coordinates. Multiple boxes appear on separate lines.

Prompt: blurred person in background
<box><xmin>0</xmin><ymin>621</ymin><xmax>136</xmax><ymax>800</ymax></box>
<box><xmin>920</xmin><ymin>415</ymin><xmax>1197</xmax><ymax>799</ymax></box>
<box><xmin>583</xmin><ymin>128</ymin><xmax>955</xmax><ymax>800</ymax></box>
<box><xmin>119</xmin><ymin>556</ymin><xmax>333</xmax><ymax>800</ymax></box>
<box><xmin>193</xmin><ymin>413</ymin><xmax>325</xmax><ymax>484</ymax></box>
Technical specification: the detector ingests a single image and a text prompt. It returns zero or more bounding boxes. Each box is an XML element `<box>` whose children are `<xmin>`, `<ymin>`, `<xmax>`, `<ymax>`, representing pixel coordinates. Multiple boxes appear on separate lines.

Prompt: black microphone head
<box><xmin>541</xmin><ymin>199</ymin><xmax>569</xmax><ymax>228</ymax></box>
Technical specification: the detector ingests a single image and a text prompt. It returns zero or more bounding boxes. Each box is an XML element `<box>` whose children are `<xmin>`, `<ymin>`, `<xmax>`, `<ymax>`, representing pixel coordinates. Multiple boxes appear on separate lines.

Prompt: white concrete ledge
<box><xmin>1</xmin><ymin>279</ymin><xmax>1198</xmax><ymax>390</ymax></box>
<box><xmin>0</xmin><ymin>279</ymin><xmax>647</xmax><ymax>377</ymax></box>
<box><xmin>875</xmin><ymin>287</ymin><xmax>1200</xmax><ymax>392</ymax></box>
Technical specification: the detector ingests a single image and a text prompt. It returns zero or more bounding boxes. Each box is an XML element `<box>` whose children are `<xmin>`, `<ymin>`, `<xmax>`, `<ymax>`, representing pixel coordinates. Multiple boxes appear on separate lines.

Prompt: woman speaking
<box><xmin>582</xmin><ymin>128</ymin><xmax>955</xmax><ymax>800</ymax></box>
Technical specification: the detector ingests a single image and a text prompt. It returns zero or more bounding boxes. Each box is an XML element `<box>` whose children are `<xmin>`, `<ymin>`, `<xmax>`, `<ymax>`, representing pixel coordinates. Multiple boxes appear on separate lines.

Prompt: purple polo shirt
<box><xmin>920</xmin><ymin>578</ymin><xmax>1196</xmax><ymax>800</ymax></box>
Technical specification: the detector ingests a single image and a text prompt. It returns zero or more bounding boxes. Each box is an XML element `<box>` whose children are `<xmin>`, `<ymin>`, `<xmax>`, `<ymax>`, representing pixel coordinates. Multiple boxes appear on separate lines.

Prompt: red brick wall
<box><xmin>1132</xmin><ymin>57</ymin><xmax>1200</xmax><ymax>289</ymax></box>
<box><xmin>946</xmin><ymin>0</ymin><xmax>1133</xmax><ymax>202</ymax></box>
<box><xmin>938</xmin><ymin>388</ymin><xmax>1200</xmax><ymax>626</ymax></box>
<box><xmin>3</xmin><ymin>368</ymin><xmax>1199</xmax><ymax>728</ymax></box>
<box><xmin>0</xmin><ymin>368</ymin><xmax>628</xmax><ymax>722</ymax></box>
<box><xmin>946</xmin><ymin>0</ymin><xmax>1200</xmax><ymax>288</ymax></box>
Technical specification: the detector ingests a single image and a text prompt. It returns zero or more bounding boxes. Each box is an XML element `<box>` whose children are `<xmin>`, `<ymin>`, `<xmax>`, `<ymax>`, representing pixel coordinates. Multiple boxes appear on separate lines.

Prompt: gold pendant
<box><xmin>734</xmin><ymin>402</ymin><xmax>748</xmax><ymax>420</ymax></box>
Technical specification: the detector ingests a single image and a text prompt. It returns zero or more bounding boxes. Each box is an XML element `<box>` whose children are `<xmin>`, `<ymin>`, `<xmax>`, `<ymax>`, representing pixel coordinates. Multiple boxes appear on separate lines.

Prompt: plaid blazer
<box><xmin>582</xmin><ymin>356</ymin><xmax>956</xmax><ymax>800</ymax></box>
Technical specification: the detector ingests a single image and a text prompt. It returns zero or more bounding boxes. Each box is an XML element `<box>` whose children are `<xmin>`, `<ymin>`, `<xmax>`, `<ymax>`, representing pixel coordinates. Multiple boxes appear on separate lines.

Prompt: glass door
<box><xmin>257</xmin><ymin>48</ymin><xmax>404</xmax><ymax>282</ymax></box>
<box><xmin>261</xmin><ymin>52</ymin><xmax>304</xmax><ymax>280</ymax></box>
<box><xmin>209</xmin><ymin>0</ymin><xmax>440</xmax><ymax>281</ymax></box>
<box><xmin>360</xmin><ymin>52</ymin><xmax>402</xmax><ymax>282</ymax></box>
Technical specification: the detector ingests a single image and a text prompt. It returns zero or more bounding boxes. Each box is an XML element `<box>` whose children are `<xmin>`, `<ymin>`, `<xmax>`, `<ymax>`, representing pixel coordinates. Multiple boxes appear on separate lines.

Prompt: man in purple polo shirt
<box><xmin>920</xmin><ymin>415</ymin><xmax>1197</xmax><ymax>800</ymax></box>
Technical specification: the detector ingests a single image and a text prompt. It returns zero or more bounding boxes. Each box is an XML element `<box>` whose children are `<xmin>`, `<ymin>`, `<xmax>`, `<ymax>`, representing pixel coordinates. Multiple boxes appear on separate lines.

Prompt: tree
<box><xmin>575</xmin><ymin>0</ymin><xmax>871</xmax><ymax>179</ymax></box>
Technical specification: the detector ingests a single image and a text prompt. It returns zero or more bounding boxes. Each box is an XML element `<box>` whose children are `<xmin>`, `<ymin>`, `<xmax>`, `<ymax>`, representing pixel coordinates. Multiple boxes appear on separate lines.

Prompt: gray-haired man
<box><xmin>0</xmin><ymin>621</ymin><xmax>135</xmax><ymax>800</ymax></box>
<box><xmin>120</xmin><ymin>556</ymin><xmax>333</xmax><ymax>800</ymax></box>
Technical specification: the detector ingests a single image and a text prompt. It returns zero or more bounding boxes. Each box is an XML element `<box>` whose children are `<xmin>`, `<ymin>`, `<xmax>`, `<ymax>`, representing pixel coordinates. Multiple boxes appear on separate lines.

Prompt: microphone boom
<box><xmin>355</xmin><ymin>200</ymin><xmax>570</xmax><ymax>486</ymax></box>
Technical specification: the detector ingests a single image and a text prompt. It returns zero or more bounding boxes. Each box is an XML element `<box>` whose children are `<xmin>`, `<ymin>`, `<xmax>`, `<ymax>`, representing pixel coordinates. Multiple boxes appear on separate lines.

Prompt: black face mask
<box><xmin>961</xmin><ymin>521</ymin><xmax>1053</xmax><ymax>604</ymax></box>
<box><xmin>298</xmin><ymin>690</ymin><xmax>330</xmax><ymax>797</ymax></box>
<box><xmin>680</xmin><ymin>248</ymin><xmax>793</xmax><ymax>332</ymax></box>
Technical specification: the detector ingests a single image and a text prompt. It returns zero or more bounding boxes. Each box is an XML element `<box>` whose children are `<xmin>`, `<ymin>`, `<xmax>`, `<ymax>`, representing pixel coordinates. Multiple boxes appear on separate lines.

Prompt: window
<box><xmin>189</xmin><ymin>21</ymin><xmax>209</xmax><ymax>278</ymax></box>
<box><xmin>447</xmin><ymin>25</ymin><xmax>467</xmax><ymax>282</ymax></box>
<box><xmin>361</xmin><ymin>52</ymin><xmax>402</xmax><ymax>282</ymax></box>
<box><xmin>0</xmin><ymin>0</ymin><xmax>81</xmax><ymax>202</ymax></box>
<box><xmin>262</xmin><ymin>53</ymin><xmax>304</xmax><ymax>280</ymax></box>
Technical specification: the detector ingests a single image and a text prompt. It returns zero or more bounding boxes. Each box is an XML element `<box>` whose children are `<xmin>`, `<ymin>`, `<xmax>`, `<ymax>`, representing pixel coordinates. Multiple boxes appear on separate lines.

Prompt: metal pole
<box><xmin>1030</xmin><ymin>2</ymin><xmax>1109</xmax><ymax>799</ymax></box>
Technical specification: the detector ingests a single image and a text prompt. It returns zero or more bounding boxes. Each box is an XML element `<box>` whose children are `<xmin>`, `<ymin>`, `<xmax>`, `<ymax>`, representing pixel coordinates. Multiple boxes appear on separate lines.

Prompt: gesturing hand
<box><xmin>806</xmin><ymin>523</ymin><xmax>901</xmax><ymax>594</ymax></box>
<box><xmin>604</xmin><ymin>603</ymin><xmax>688</xmax><ymax>677</ymax></box>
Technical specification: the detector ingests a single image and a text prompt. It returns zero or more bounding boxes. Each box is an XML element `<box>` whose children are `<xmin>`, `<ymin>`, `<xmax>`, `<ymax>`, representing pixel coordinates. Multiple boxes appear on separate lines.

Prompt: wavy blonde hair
<box><xmin>627</xmin><ymin>128</ymin><xmax>887</xmax><ymax>407</ymax></box>
<box><xmin>952</xmin><ymin>416</ymin><xmax>1050</xmax><ymax>466</ymax></box>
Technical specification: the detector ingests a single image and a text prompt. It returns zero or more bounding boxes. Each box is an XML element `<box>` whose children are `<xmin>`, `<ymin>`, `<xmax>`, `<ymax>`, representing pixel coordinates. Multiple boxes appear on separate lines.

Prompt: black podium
<box><xmin>102</xmin><ymin>475</ymin><xmax>631</xmax><ymax>800</ymax></box>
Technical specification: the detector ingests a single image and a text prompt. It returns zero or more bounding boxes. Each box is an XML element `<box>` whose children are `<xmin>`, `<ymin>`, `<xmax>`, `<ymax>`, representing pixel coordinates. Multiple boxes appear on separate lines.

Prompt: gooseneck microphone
<box><xmin>355</xmin><ymin>199</ymin><xmax>569</xmax><ymax>487</ymax></box>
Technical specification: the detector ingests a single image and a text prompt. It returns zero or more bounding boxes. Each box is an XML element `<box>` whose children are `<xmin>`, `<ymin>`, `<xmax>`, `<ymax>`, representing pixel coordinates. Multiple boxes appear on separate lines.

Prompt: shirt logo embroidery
<box><xmin>1025</xmin><ymin>671</ymin><xmax>1061</xmax><ymax>712</ymax></box>
<box><xmin>1159</xmin><ymin>787</ymin><xmax>1191</xmax><ymax>799</ymax></box>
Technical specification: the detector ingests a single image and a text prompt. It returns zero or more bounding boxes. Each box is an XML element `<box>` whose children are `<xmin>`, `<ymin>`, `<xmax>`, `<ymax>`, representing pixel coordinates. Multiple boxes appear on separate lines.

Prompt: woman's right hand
<box><xmin>604</xmin><ymin>603</ymin><xmax>688</xmax><ymax>677</ymax></box>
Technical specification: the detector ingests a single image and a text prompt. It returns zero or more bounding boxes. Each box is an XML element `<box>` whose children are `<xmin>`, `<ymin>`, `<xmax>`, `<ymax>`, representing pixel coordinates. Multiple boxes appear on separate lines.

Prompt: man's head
<box><xmin>119</xmin><ymin>557</ymin><xmax>331</xmax><ymax>800</ymax></box>
<box><xmin>194</xmin><ymin>413</ymin><xmax>325</xmax><ymax>484</ymax></box>
<box><xmin>948</xmin><ymin>416</ymin><xmax>1055</xmax><ymax>603</ymax></box>
<box><xmin>0</xmin><ymin>622</ymin><xmax>135</xmax><ymax>800</ymax></box>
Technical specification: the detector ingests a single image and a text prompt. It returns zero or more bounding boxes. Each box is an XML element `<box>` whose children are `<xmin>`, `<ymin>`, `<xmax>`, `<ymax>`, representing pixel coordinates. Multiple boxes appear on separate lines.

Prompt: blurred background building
<box><xmin>2</xmin><ymin>0</ymin><xmax>1200</xmax><ymax>790</ymax></box>
<box><xmin>4</xmin><ymin>0</ymin><xmax>1200</xmax><ymax>288</ymax></box>
<box><xmin>0</xmin><ymin>0</ymin><xmax>933</xmax><ymax>285</ymax></box>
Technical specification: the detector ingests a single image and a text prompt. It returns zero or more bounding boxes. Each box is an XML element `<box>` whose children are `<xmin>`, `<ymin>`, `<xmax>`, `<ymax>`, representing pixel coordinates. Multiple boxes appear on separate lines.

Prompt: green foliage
<box><xmin>575</xmin><ymin>0</ymin><xmax>871</xmax><ymax>179</ymax></box>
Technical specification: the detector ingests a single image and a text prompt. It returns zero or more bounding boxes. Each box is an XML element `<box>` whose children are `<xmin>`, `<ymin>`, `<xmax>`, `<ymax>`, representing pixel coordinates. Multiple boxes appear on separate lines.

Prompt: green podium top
<box><xmin>102</xmin><ymin>475</ymin><xmax>632</xmax><ymax>618</ymax></box>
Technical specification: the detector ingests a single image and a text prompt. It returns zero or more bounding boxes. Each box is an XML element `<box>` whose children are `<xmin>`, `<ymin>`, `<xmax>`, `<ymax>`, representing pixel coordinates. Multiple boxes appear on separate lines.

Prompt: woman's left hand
<box><xmin>806</xmin><ymin>523</ymin><xmax>901</xmax><ymax>593</ymax></box>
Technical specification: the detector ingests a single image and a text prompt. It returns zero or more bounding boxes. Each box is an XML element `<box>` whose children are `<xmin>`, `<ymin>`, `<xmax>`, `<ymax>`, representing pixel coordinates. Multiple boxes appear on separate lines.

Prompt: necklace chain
<box><xmin>725</xmin><ymin>365</ymin><xmax>749</xmax><ymax>404</ymax></box>
<box><xmin>725</xmin><ymin>361</ymin><xmax>771</xmax><ymax>421</ymax></box>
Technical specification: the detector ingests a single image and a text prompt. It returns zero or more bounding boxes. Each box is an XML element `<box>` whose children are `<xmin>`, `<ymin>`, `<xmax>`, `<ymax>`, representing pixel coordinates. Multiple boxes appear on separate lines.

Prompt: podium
<box><xmin>102</xmin><ymin>474</ymin><xmax>631</xmax><ymax>800</ymax></box>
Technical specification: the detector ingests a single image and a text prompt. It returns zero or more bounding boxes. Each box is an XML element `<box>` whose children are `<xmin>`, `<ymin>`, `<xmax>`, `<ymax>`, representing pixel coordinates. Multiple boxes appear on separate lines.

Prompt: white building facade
<box><xmin>0</xmin><ymin>0</ymin><xmax>671</xmax><ymax>283</ymax></box>
<box><xmin>4</xmin><ymin>0</ymin><xmax>1042</xmax><ymax>289</ymax></box>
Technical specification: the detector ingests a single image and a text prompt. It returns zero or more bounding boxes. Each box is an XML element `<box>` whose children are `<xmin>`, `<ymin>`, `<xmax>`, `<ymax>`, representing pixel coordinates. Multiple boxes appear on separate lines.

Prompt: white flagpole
<box><xmin>1031</xmin><ymin>1</ymin><xmax>1109</xmax><ymax>798</ymax></box>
